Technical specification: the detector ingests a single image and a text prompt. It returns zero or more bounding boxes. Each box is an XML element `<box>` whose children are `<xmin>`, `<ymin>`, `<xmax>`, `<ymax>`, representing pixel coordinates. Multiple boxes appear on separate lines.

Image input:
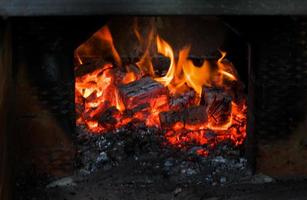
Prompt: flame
<box><xmin>75</xmin><ymin>26</ymin><xmax>122</xmax><ymax>68</ymax></box>
<box><xmin>75</xmin><ymin>23</ymin><xmax>247</xmax><ymax>154</ymax></box>
<box><xmin>75</xmin><ymin>67</ymin><xmax>125</xmax><ymax>129</ymax></box>
<box><xmin>122</xmin><ymin>72</ymin><xmax>137</xmax><ymax>84</ymax></box>
<box><xmin>182</xmin><ymin>59</ymin><xmax>211</xmax><ymax>100</ymax></box>
<box><xmin>135</xmin><ymin>21</ymin><xmax>156</xmax><ymax>76</ymax></box>
<box><xmin>96</xmin><ymin>26</ymin><xmax>122</xmax><ymax>67</ymax></box>
<box><xmin>154</xmin><ymin>36</ymin><xmax>176</xmax><ymax>86</ymax></box>
<box><xmin>154</xmin><ymin>37</ymin><xmax>211</xmax><ymax>101</ymax></box>
<box><xmin>75</xmin><ymin>52</ymin><xmax>83</xmax><ymax>65</ymax></box>
<box><xmin>215</xmin><ymin>51</ymin><xmax>238</xmax><ymax>85</ymax></box>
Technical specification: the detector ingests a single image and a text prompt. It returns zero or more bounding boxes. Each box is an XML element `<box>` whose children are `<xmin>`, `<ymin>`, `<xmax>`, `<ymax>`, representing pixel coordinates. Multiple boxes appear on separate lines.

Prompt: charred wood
<box><xmin>169</xmin><ymin>90</ymin><xmax>196</xmax><ymax>110</ymax></box>
<box><xmin>75</xmin><ymin>59</ymin><xmax>113</xmax><ymax>77</ymax></box>
<box><xmin>202</xmin><ymin>87</ymin><xmax>232</xmax><ymax>126</ymax></box>
<box><xmin>159</xmin><ymin>105</ymin><xmax>207</xmax><ymax>129</ymax></box>
<box><xmin>119</xmin><ymin>77</ymin><xmax>168</xmax><ymax>110</ymax></box>
<box><xmin>98</xmin><ymin>106</ymin><xmax>119</xmax><ymax>128</ymax></box>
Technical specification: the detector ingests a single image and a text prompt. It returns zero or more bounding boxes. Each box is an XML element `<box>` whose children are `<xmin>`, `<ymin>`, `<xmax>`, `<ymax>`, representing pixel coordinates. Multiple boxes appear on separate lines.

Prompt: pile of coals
<box><xmin>76</xmin><ymin>124</ymin><xmax>250</xmax><ymax>186</ymax></box>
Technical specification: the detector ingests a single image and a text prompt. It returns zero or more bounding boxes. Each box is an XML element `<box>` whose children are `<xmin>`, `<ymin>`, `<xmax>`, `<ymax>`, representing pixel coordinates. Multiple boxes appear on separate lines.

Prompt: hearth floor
<box><xmin>16</xmin><ymin>159</ymin><xmax>307</xmax><ymax>200</ymax></box>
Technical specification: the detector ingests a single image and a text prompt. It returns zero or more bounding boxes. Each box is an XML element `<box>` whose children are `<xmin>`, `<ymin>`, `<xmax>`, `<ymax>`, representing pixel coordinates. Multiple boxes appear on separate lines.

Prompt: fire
<box><xmin>154</xmin><ymin>36</ymin><xmax>176</xmax><ymax>86</ymax></box>
<box><xmin>122</xmin><ymin>72</ymin><xmax>137</xmax><ymax>84</ymax></box>
<box><xmin>75</xmin><ymin>26</ymin><xmax>122</xmax><ymax>67</ymax></box>
<box><xmin>75</xmin><ymin>24</ymin><xmax>247</xmax><ymax>155</ymax></box>
<box><xmin>135</xmin><ymin>20</ymin><xmax>156</xmax><ymax>76</ymax></box>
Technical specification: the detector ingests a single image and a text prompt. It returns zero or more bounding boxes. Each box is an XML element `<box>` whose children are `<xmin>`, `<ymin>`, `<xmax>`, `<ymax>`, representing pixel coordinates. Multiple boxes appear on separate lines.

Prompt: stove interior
<box><xmin>6</xmin><ymin>16</ymin><xmax>307</xmax><ymax>200</ymax></box>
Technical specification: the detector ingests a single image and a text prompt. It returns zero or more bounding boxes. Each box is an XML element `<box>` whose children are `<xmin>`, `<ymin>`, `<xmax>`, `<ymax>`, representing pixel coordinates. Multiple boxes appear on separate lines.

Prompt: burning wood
<box><xmin>75</xmin><ymin>60</ymin><xmax>113</xmax><ymax>77</ymax></box>
<box><xmin>202</xmin><ymin>87</ymin><xmax>232</xmax><ymax>127</ymax></box>
<box><xmin>119</xmin><ymin>77</ymin><xmax>168</xmax><ymax>110</ymax></box>
<box><xmin>97</xmin><ymin>106</ymin><xmax>120</xmax><ymax>129</ymax></box>
<box><xmin>169</xmin><ymin>90</ymin><xmax>196</xmax><ymax>110</ymax></box>
<box><xmin>159</xmin><ymin>106</ymin><xmax>207</xmax><ymax>130</ymax></box>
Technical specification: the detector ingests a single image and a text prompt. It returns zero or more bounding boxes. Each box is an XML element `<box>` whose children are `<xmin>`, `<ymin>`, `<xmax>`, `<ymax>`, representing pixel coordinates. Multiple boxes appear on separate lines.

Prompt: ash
<box><xmin>76</xmin><ymin>124</ymin><xmax>250</xmax><ymax>186</ymax></box>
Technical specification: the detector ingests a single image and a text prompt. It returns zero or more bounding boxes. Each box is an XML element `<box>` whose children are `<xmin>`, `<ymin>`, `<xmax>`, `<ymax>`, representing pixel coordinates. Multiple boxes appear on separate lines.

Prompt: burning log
<box><xmin>119</xmin><ymin>77</ymin><xmax>168</xmax><ymax>110</ymax></box>
<box><xmin>75</xmin><ymin>60</ymin><xmax>113</xmax><ymax>77</ymax></box>
<box><xmin>159</xmin><ymin>106</ymin><xmax>207</xmax><ymax>130</ymax></box>
<box><xmin>97</xmin><ymin>106</ymin><xmax>120</xmax><ymax>129</ymax></box>
<box><xmin>202</xmin><ymin>87</ymin><xmax>232</xmax><ymax>127</ymax></box>
<box><xmin>169</xmin><ymin>90</ymin><xmax>196</xmax><ymax>110</ymax></box>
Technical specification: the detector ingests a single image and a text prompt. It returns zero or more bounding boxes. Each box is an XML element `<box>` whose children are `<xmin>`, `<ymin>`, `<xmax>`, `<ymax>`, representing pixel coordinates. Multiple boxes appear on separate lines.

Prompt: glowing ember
<box><xmin>75</xmin><ymin>24</ymin><xmax>247</xmax><ymax>155</ymax></box>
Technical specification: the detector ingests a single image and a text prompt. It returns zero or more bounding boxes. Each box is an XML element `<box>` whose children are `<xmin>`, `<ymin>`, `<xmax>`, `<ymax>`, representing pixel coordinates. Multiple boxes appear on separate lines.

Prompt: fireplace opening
<box><xmin>72</xmin><ymin>17</ymin><xmax>251</xmax><ymax>186</ymax></box>
<box><xmin>10</xmin><ymin>16</ymin><xmax>252</xmax><ymax>198</ymax></box>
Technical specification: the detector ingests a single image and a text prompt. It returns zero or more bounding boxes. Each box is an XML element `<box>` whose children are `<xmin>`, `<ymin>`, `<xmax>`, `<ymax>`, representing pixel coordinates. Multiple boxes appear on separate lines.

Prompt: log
<box><xmin>75</xmin><ymin>59</ymin><xmax>113</xmax><ymax>77</ymax></box>
<box><xmin>169</xmin><ymin>90</ymin><xmax>195</xmax><ymax>110</ymax></box>
<box><xmin>119</xmin><ymin>77</ymin><xmax>168</xmax><ymax>110</ymax></box>
<box><xmin>124</xmin><ymin>103</ymin><xmax>150</xmax><ymax>117</ymax></box>
<box><xmin>202</xmin><ymin>87</ymin><xmax>232</xmax><ymax>126</ymax></box>
<box><xmin>159</xmin><ymin>106</ymin><xmax>207</xmax><ymax>129</ymax></box>
<box><xmin>98</xmin><ymin>106</ymin><xmax>119</xmax><ymax>128</ymax></box>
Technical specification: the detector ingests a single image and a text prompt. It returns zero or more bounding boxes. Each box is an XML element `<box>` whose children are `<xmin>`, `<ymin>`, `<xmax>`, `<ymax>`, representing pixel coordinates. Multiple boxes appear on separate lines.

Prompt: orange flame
<box><xmin>122</xmin><ymin>72</ymin><xmax>137</xmax><ymax>84</ymax></box>
<box><xmin>98</xmin><ymin>26</ymin><xmax>122</xmax><ymax>67</ymax></box>
<box><xmin>75</xmin><ymin>26</ymin><xmax>122</xmax><ymax>67</ymax></box>
<box><xmin>135</xmin><ymin>20</ymin><xmax>156</xmax><ymax>76</ymax></box>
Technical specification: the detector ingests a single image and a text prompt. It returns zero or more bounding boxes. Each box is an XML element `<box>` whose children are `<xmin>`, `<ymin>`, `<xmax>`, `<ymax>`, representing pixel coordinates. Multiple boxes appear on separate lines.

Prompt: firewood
<box><xmin>169</xmin><ymin>90</ymin><xmax>195</xmax><ymax>110</ymax></box>
<box><xmin>75</xmin><ymin>59</ymin><xmax>113</xmax><ymax>77</ymax></box>
<box><xmin>98</xmin><ymin>106</ymin><xmax>120</xmax><ymax>128</ymax></box>
<box><xmin>159</xmin><ymin>106</ymin><xmax>207</xmax><ymax>129</ymax></box>
<box><xmin>124</xmin><ymin>103</ymin><xmax>150</xmax><ymax>117</ymax></box>
<box><xmin>202</xmin><ymin>87</ymin><xmax>232</xmax><ymax>126</ymax></box>
<box><xmin>119</xmin><ymin>77</ymin><xmax>168</xmax><ymax>110</ymax></box>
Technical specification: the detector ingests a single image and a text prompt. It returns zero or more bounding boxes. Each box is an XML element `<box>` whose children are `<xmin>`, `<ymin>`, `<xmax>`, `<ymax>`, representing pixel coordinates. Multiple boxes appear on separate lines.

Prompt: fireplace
<box><xmin>1</xmin><ymin>5</ymin><xmax>307</xmax><ymax>200</ymax></box>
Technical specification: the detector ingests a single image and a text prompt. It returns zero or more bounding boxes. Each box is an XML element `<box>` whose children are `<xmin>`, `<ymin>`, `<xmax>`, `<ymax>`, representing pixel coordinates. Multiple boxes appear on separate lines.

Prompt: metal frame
<box><xmin>1</xmin><ymin>0</ymin><xmax>307</xmax><ymax>16</ymax></box>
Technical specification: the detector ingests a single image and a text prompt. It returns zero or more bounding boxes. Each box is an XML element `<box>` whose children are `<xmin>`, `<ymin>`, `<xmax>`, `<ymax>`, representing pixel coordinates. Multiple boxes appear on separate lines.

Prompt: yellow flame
<box><xmin>75</xmin><ymin>25</ymin><xmax>122</xmax><ymax>68</ymax></box>
<box><xmin>217</xmin><ymin>50</ymin><xmax>237</xmax><ymax>82</ymax></box>
<box><xmin>154</xmin><ymin>36</ymin><xmax>176</xmax><ymax>86</ymax></box>
<box><xmin>183</xmin><ymin>59</ymin><xmax>211</xmax><ymax>99</ymax></box>
<box><xmin>154</xmin><ymin>36</ymin><xmax>212</xmax><ymax>100</ymax></box>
